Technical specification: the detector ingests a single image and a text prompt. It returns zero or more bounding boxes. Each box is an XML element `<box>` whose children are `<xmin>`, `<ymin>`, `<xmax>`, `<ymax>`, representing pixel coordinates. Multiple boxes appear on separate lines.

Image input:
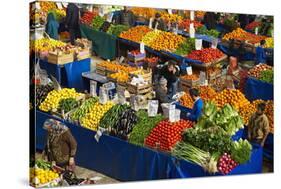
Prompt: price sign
<box><xmin>56</xmin><ymin>3</ymin><xmax>63</xmax><ymax>9</ymax></box>
<box><xmin>140</xmin><ymin>42</ymin><xmax>145</xmax><ymax>54</ymax></box>
<box><xmin>195</xmin><ymin>39</ymin><xmax>203</xmax><ymax>50</ymax></box>
<box><xmin>186</xmin><ymin>66</ymin><xmax>193</xmax><ymax>75</ymax></box>
<box><xmin>255</xmin><ymin>27</ymin><xmax>259</xmax><ymax>35</ymax></box>
<box><xmin>190</xmin><ymin>11</ymin><xmax>195</xmax><ymax>21</ymax></box>
<box><xmin>90</xmin><ymin>80</ymin><xmax>97</xmax><ymax>97</ymax></box>
<box><xmin>168</xmin><ymin>9</ymin><xmax>173</xmax><ymax>15</ymax></box>
<box><xmin>189</xmin><ymin>23</ymin><xmax>195</xmax><ymax>38</ymax></box>
<box><xmin>94</xmin><ymin>129</ymin><xmax>103</xmax><ymax>142</ymax></box>
<box><xmin>107</xmin><ymin>12</ymin><xmax>114</xmax><ymax>23</ymax></box>
<box><xmin>199</xmin><ymin>71</ymin><xmax>206</xmax><ymax>86</ymax></box>
<box><xmin>148</xmin><ymin>100</ymin><xmax>159</xmax><ymax>117</ymax></box>
<box><xmin>211</xmin><ymin>38</ymin><xmax>218</xmax><ymax>49</ymax></box>
<box><xmin>149</xmin><ymin>17</ymin><xmax>153</xmax><ymax>29</ymax></box>
<box><xmin>119</xmin><ymin>56</ymin><xmax>125</xmax><ymax>64</ymax></box>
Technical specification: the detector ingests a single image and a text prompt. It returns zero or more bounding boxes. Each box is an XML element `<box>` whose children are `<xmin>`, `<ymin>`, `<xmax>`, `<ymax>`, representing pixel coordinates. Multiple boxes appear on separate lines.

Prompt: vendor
<box><xmin>116</xmin><ymin>6</ymin><xmax>135</xmax><ymax>27</ymax></box>
<box><xmin>152</xmin><ymin>13</ymin><xmax>166</xmax><ymax>31</ymax></box>
<box><xmin>65</xmin><ymin>3</ymin><xmax>81</xmax><ymax>45</ymax></box>
<box><xmin>43</xmin><ymin>119</ymin><xmax>77</xmax><ymax>171</ymax></box>
<box><xmin>248</xmin><ymin>103</ymin><xmax>270</xmax><ymax>147</ymax></box>
<box><xmin>155</xmin><ymin>77</ymin><xmax>172</xmax><ymax>104</ymax></box>
<box><xmin>255</xmin><ymin>40</ymin><xmax>267</xmax><ymax>64</ymax></box>
<box><xmin>45</xmin><ymin>12</ymin><xmax>59</xmax><ymax>40</ymax></box>
<box><xmin>186</xmin><ymin>88</ymin><xmax>204</xmax><ymax>121</ymax></box>
<box><xmin>160</xmin><ymin>60</ymin><xmax>180</xmax><ymax>99</ymax></box>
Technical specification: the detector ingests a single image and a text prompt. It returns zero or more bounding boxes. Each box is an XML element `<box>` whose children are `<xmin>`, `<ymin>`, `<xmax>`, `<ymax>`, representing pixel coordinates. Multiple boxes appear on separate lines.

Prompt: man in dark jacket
<box><xmin>65</xmin><ymin>3</ymin><xmax>81</xmax><ymax>44</ymax></box>
<box><xmin>116</xmin><ymin>7</ymin><xmax>135</xmax><ymax>27</ymax></box>
<box><xmin>160</xmin><ymin>60</ymin><xmax>180</xmax><ymax>99</ymax></box>
<box><xmin>203</xmin><ymin>12</ymin><xmax>217</xmax><ymax>30</ymax></box>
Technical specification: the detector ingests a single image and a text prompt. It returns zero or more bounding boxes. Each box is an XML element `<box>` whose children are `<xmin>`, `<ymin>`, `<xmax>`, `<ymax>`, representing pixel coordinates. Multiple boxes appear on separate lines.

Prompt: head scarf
<box><xmin>43</xmin><ymin>118</ymin><xmax>68</xmax><ymax>136</ymax></box>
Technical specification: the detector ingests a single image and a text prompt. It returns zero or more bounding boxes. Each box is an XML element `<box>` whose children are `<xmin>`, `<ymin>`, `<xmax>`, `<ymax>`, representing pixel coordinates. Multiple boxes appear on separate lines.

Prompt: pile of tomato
<box><xmin>80</xmin><ymin>11</ymin><xmax>97</xmax><ymax>25</ymax></box>
<box><xmin>144</xmin><ymin>119</ymin><xmax>194</xmax><ymax>152</ymax></box>
<box><xmin>186</xmin><ymin>48</ymin><xmax>225</xmax><ymax>64</ymax></box>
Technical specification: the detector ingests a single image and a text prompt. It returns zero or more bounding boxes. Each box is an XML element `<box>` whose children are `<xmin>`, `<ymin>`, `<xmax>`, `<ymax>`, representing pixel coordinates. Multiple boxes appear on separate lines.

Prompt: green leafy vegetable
<box><xmin>107</xmin><ymin>24</ymin><xmax>130</xmax><ymax>36</ymax></box>
<box><xmin>92</xmin><ymin>16</ymin><xmax>105</xmax><ymax>30</ymax></box>
<box><xmin>231</xmin><ymin>139</ymin><xmax>252</xmax><ymax>164</ymax></box>
<box><xmin>259</xmin><ymin>70</ymin><xmax>273</xmax><ymax>84</ymax></box>
<box><xmin>128</xmin><ymin>110</ymin><xmax>164</xmax><ymax>146</ymax></box>
<box><xmin>173</xmin><ymin>38</ymin><xmax>195</xmax><ymax>56</ymax></box>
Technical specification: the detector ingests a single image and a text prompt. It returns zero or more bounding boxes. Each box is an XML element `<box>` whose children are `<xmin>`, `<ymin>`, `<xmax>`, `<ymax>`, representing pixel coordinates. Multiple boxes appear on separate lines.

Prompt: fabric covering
<box><xmin>245</xmin><ymin>77</ymin><xmax>273</xmax><ymax>101</ymax></box>
<box><xmin>36</xmin><ymin>110</ymin><xmax>263</xmax><ymax>181</ymax></box>
<box><xmin>63</xmin><ymin>58</ymin><xmax>91</xmax><ymax>91</ymax></box>
<box><xmin>45</xmin><ymin>12</ymin><xmax>59</xmax><ymax>40</ymax></box>
<box><xmin>39</xmin><ymin>58</ymin><xmax>90</xmax><ymax>92</ymax></box>
<box><xmin>80</xmin><ymin>24</ymin><xmax>117</xmax><ymax>60</ymax></box>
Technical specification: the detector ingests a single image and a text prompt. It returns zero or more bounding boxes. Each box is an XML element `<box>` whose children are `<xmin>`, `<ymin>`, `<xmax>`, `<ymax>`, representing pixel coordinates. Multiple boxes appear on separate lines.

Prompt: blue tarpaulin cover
<box><xmin>35</xmin><ymin>110</ymin><xmax>263</xmax><ymax>181</ymax></box>
<box><xmin>39</xmin><ymin>59</ymin><xmax>90</xmax><ymax>92</ymax></box>
<box><xmin>245</xmin><ymin>77</ymin><xmax>273</xmax><ymax>101</ymax></box>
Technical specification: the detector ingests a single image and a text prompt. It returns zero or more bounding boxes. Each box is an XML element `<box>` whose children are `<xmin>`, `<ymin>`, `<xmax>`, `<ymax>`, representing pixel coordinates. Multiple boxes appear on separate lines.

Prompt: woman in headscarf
<box><xmin>43</xmin><ymin>119</ymin><xmax>77</xmax><ymax>171</ymax></box>
<box><xmin>45</xmin><ymin>12</ymin><xmax>59</xmax><ymax>40</ymax></box>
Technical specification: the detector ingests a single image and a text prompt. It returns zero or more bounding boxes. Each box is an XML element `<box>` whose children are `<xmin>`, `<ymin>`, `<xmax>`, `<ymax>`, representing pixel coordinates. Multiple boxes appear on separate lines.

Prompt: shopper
<box><xmin>160</xmin><ymin>60</ymin><xmax>180</xmax><ymax>99</ymax></box>
<box><xmin>238</xmin><ymin>14</ymin><xmax>250</xmax><ymax>29</ymax></box>
<box><xmin>45</xmin><ymin>12</ymin><xmax>59</xmax><ymax>40</ymax></box>
<box><xmin>155</xmin><ymin>77</ymin><xmax>172</xmax><ymax>104</ymax></box>
<box><xmin>117</xmin><ymin>6</ymin><xmax>135</xmax><ymax>27</ymax></box>
<box><xmin>65</xmin><ymin>3</ymin><xmax>81</xmax><ymax>44</ymax></box>
<box><xmin>152</xmin><ymin>13</ymin><xmax>166</xmax><ymax>31</ymax></box>
<box><xmin>255</xmin><ymin>40</ymin><xmax>267</xmax><ymax>64</ymax></box>
<box><xmin>186</xmin><ymin>88</ymin><xmax>204</xmax><ymax>121</ymax></box>
<box><xmin>248</xmin><ymin>103</ymin><xmax>270</xmax><ymax>147</ymax></box>
<box><xmin>43</xmin><ymin>119</ymin><xmax>77</xmax><ymax>171</ymax></box>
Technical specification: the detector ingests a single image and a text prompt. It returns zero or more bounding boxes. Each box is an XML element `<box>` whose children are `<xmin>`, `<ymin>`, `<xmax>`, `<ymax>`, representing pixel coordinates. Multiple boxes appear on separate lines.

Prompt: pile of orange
<box><xmin>181</xmin><ymin>74</ymin><xmax>199</xmax><ymax>81</ymax></box>
<box><xmin>223</xmin><ymin>28</ymin><xmax>267</xmax><ymax>44</ymax></box>
<box><xmin>213</xmin><ymin>89</ymin><xmax>250</xmax><ymax>111</ymax></box>
<box><xmin>160</xmin><ymin>13</ymin><xmax>183</xmax><ymax>23</ymax></box>
<box><xmin>196</xmin><ymin>86</ymin><xmax>217</xmax><ymax>101</ymax></box>
<box><xmin>149</xmin><ymin>31</ymin><xmax>185</xmax><ymax>51</ymax></box>
<box><xmin>98</xmin><ymin>61</ymin><xmax>137</xmax><ymax>73</ymax></box>
<box><xmin>179</xmin><ymin>93</ymin><xmax>194</xmax><ymax>109</ymax></box>
<box><xmin>131</xmin><ymin>7</ymin><xmax>156</xmax><ymax>18</ymax></box>
<box><xmin>239</xmin><ymin>103</ymin><xmax>256</xmax><ymax>125</ymax></box>
<box><xmin>119</xmin><ymin>26</ymin><xmax>152</xmax><ymax>43</ymax></box>
<box><xmin>109</xmin><ymin>72</ymin><xmax>129</xmax><ymax>83</ymax></box>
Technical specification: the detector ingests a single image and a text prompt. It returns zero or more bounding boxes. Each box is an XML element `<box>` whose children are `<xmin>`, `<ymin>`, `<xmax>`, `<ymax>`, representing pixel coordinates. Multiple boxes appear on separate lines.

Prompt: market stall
<box><xmin>30</xmin><ymin>4</ymin><xmax>274</xmax><ymax>185</ymax></box>
<box><xmin>35</xmin><ymin>110</ymin><xmax>263</xmax><ymax>181</ymax></box>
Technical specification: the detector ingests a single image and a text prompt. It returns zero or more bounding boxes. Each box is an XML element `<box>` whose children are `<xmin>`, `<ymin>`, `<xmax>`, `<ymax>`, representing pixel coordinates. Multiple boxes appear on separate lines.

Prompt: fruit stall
<box><xmin>30</xmin><ymin>3</ymin><xmax>274</xmax><ymax>183</ymax></box>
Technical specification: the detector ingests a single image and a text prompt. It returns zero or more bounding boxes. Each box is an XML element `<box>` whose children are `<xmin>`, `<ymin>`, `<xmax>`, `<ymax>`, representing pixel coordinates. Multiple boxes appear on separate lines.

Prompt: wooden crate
<box><xmin>127</xmin><ymin>83</ymin><xmax>152</xmax><ymax>95</ymax></box>
<box><xmin>180</xmin><ymin>78</ymin><xmax>200</xmax><ymax>88</ymax></box>
<box><xmin>76</xmin><ymin>48</ymin><xmax>91</xmax><ymax>60</ymax></box>
<box><xmin>130</xmin><ymin>70</ymin><xmax>152</xmax><ymax>82</ymax></box>
<box><xmin>128</xmin><ymin>52</ymin><xmax>146</xmax><ymax>62</ymax></box>
<box><xmin>47</xmin><ymin>52</ymin><xmax>74</xmax><ymax>65</ymax></box>
<box><xmin>96</xmin><ymin>65</ymin><xmax>107</xmax><ymax>76</ymax></box>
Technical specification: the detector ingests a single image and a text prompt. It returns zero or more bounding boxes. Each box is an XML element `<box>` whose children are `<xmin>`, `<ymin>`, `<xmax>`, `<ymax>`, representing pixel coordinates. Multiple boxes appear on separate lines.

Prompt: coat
<box><xmin>45</xmin><ymin>129</ymin><xmax>77</xmax><ymax>166</ymax></box>
<box><xmin>65</xmin><ymin>3</ymin><xmax>80</xmax><ymax>29</ymax></box>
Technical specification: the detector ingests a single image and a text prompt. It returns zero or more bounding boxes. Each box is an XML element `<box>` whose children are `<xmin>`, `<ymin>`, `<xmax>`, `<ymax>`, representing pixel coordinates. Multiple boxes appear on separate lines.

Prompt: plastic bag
<box><xmin>148</xmin><ymin>100</ymin><xmax>159</xmax><ymax>117</ymax></box>
<box><xmin>90</xmin><ymin>80</ymin><xmax>97</xmax><ymax>97</ymax></box>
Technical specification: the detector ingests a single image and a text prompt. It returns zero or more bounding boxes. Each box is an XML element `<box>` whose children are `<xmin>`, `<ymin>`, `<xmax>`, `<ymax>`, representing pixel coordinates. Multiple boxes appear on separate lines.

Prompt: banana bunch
<box><xmin>39</xmin><ymin>88</ymin><xmax>82</xmax><ymax>112</ymax></box>
<box><xmin>80</xmin><ymin>101</ymin><xmax>114</xmax><ymax>131</ymax></box>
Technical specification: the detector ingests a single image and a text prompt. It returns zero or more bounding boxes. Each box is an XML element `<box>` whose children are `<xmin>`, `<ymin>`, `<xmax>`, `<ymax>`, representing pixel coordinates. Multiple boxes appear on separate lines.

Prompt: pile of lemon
<box><xmin>32</xmin><ymin>38</ymin><xmax>66</xmax><ymax>52</ymax></box>
<box><xmin>81</xmin><ymin>101</ymin><xmax>114</xmax><ymax>131</ymax></box>
<box><xmin>30</xmin><ymin>168</ymin><xmax>59</xmax><ymax>186</ymax></box>
<box><xmin>39</xmin><ymin>88</ymin><xmax>83</xmax><ymax>112</ymax></box>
